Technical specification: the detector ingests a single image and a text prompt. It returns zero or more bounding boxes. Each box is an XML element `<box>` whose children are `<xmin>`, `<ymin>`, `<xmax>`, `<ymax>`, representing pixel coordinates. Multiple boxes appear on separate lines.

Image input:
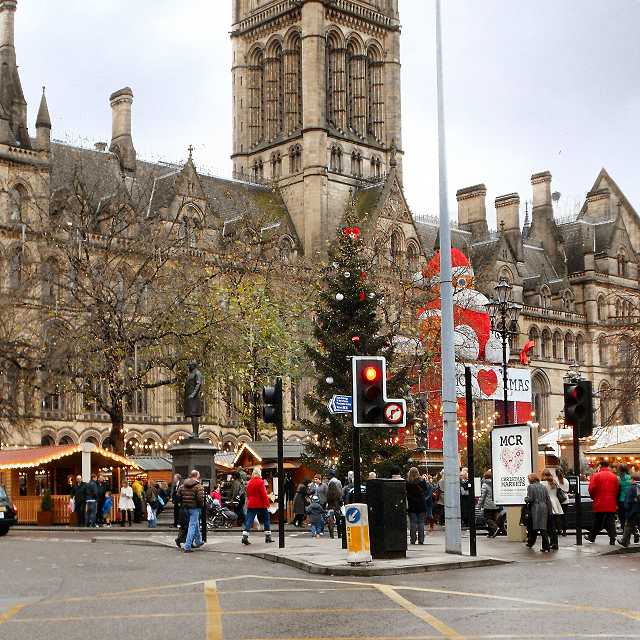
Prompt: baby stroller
<box><xmin>206</xmin><ymin>495</ymin><xmax>237</xmax><ymax>529</ymax></box>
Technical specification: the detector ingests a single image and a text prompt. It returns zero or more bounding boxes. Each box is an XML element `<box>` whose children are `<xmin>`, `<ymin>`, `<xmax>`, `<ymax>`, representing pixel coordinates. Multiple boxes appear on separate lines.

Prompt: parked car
<box><xmin>0</xmin><ymin>484</ymin><xmax>18</xmax><ymax>536</ymax></box>
<box><xmin>562</xmin><ymin>480</ymin><xmax>595</xmax><ymax>532</ymax></box>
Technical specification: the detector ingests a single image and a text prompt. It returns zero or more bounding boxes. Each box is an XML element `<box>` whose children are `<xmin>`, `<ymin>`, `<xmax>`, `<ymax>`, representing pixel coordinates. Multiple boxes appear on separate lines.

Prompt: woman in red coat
<box><xmin>241</xmin><ymin>467</ymin><xmax>273</xmax><ymax>545</ymax></box>
<box><xmin>587</xmin><ymin>460</ymin><xmax>620</xmax><ymax>544</ymax></box>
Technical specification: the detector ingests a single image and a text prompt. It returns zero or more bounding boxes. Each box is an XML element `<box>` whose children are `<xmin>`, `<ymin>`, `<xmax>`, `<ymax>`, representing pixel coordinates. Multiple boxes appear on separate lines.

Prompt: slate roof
<box><xmin>233</xmin><ymin>440</ymin><xmax>306</xmax><ymax>465</ymax></box>
<box><xmin>127</xmin><ymin>456</ymin><xmax>173</xmax><ymax>471</ymax></box>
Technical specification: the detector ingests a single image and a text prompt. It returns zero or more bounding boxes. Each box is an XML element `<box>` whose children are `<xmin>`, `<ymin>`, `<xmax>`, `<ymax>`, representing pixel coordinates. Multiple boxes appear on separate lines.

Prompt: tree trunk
<box><xmin>110</xmin><ymin>408</ymin><xmax>125</xmax><ymax>457</ymax></box>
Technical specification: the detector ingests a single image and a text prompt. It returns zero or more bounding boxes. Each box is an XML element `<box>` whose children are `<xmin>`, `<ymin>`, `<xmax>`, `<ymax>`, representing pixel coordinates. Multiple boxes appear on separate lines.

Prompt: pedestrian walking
<box><xmin>305</xmin><ymin>495</ymin><xmax>326</xmax><ymax>538</ymax></box>
<box><xmin>118</xmin><ymin>481</ymin><xmax>134</xmax><ymax>527</ymax></box>
<box><xmin>460</xmin><ymin>468</ymin><xmax>470</xmax><ymax>527</ymax></box>
<box><xmin>228</xmin><ymin>470</ymin><xmax>246</xmax><ymax>525</ymax></box>
<box><xmin>312</xmin><ymin>473</ymin><xmax>328</xmax><ymax>534</ymax></box>
<box><xmin>326</xmin><ymin>474</ymin><xmax>343</xmax><ymax>538</ymax></box>
<box><xmin>477</xmin><ymin>470</ymin><xmax>499</xmax><ymax>538</ymax></box>
<box><xmin>241</xmin><ymin>467</ymin><xmax>274</xmax><ymax>545</ymax></box>
<box><xmin>102</xmin><ymin>490</ymin><xmax>113</xmax><ymax>527</ymax></box>
<box><xmin>540</xmin><ymin>468</ymin><xmax>561</xmax><ymax>549</ymax></box>
<box><xmin>617</xmin><ymin>472</ymin><xmax>640</xmax><ymax>547</ymax></box>
<box><xmin>616</xmin><ymin>463</ymin><xmax>632</xmax><ymax>531</ymax></box>
<box><xmin>554</xmin><ymin>469</ymin><xmax>570</xmax><ymax>536</ymax></box>
<box><xmin>424</xmin><ymin>474</ymin><xmax>435</xmax><ymax>531</ymax></box>
<box><xmin>177</xmin><ymin>470</ymin><xmax>205</xmax><ymax>552</ymax></box>
<box><xmin>292</xmin><ymin>477</ymin><xmax>312</xmax><ymax>527</ymax></box>
<box><xmin>132</xmin><ymin>478</ymin><xmax>143</xmax><ymax>523</ymax></box>
<box><xmin>96</xmin><ymin>474</ymin><xmax>109</xmax><ymax>526</ymax></box>
<box><xmin>587</xmin><ymin>460</ymin><xmax>620</xmax><ymax>545</ymax></box>
<box><xmin>70</xmin><ymin>475</ymin><xmax>86</xmax><ymax>527</ymax></box>
<box><xmin>171</xmin><ymin>474</ymin><xmax>182</xmax><ymax>527</ymax></box>
<box><xmin>85</xmin><ymin>474</ymin><xmax>99</xmax><ymax>528</ymax></box>
<box><xmin>525</xmin><ymin>472</ymin><xmax>554</xmax><ymax>552</ymax></box>
<box><xmin>145</xmin><ymin>482</ymin><xmax>159</xmax><ymax>528</ymax></box>
<box><xmin>284</xmin><ymin>473</ymin><xmax>295</xmax><ymax>524</ymax></box>
<box><xmin>406</xmin><ymin>467</ymin><xmax>428</xmax><ymax>545</ymax></box>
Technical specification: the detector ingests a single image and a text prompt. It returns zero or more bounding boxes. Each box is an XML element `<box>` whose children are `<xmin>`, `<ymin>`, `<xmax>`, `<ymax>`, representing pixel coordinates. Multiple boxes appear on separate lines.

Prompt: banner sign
<box><xmin>455</xmin><ymin>363</ymin><xmax>531</xmax><ymax>402</ymax></box>
<box><xmin>491</xmin><ymin>423</ymin><xmax>535</xmax><ymax>505</ymax></box>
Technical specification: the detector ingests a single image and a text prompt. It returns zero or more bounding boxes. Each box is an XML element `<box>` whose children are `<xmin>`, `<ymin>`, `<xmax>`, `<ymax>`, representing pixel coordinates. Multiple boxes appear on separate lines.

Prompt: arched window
<box><xmin>10</xmin><ymin>184</ymin><xmax>27</xmax><ymax>222</ymax></box>
<box><xmin>564</xmin><ymin>332</ymin><xmax>574</xmax><ymax>362</ymax></box>
<box><xmin>265</xmin><ymin>40</ymin><xmax>283</xmax><ymax>140</ymax></box>
<box><xmin>366</xmin><ymin>45</ymin><xmax>384</xmax><ymax>141</ymax></box>
<box><xmin>40</xmin><ymin>434</ymin><xmax>55</xmax><ymax>446</ymax></box>
<box><xmin>406</xmin><ymin>242</ymin><xmax>419</xmax><ymax>272</ymax></box>
<box><xmin>620</xmin><ymin>336</ymin><xmax>630</xmax><ymax>364</ymax></box>
<box><xmin>540</xmin><ymin>285</ymin><xmax>550</xmax><ymax>309</ymax></box>
<box><xmin>346</xmin><ymin>39</ymin><xmax>366</xmax><ymax>138</ymax></box>
<box><xmin>389</xmin><ymin>231</ymin><xmax>402</xmax><ymax>266</ymax></box>
<box><xmin>283</xmin><ymin>32</ymin><xmax>302</xmax><ymax>133</ymax></box>
<box><xmin>252</xmin><ymin>157</ymin><xmax>264</xmax><ymax>180</ymax></box>
<box><xmin>597</xmin><ymin>294</ymin><xmax>605</xmax><ymax>321</ymax></box>
<box><xmin>616</xmin><ymin>298</ymin><xmax>621</xmax><ymax>317</ymax></box>
<box><xmin>552</xmin><ymin>331</ymin><xmax>561</xmax><ymax>359</ymax></box>
<box><xmin>599</xmin><ymin>334</ymin><xmax>608</xmax><ymax>365</ymax></box>
<box><xmin>617</xmin><ymin>246</ymin><xmax>629</xmax><ymax>277</ymax></box>
<box><xmin>599</xmin><ymin>381</ymin><xmax>612</xmax><ymax>427</ymax></box>
<box><xmin>248</xmin><ymin>48</ymin><xmax>265</xmax><ymax>146</ymax></box>
<box><xmin>330</xmin><ymin>144</ymin><xmax>343</xmax><ymax>173</ymax></box>
<box><xmin>289</xmin><ymin>144</ymin><xmax>302</xmax><ymax>173</ymax></box>
<box><xmin>350</xmin><ymin>150</ymin><xmax>363</xmax><ymax>177</ymax></box>
<box><xmin>270</xmin><ymin>151</ymin><xmax>282</xmax><ymax>178</ymax></box>
<box><xmin>41</xmin><ymin>260</ymin><xmax>59</xmax><ymax>303</ymax></box>
<box><xmin>370</xmin><ymin>155</ymin><xmax>382</xmax><ymax>178</ymax></box>
<box><xmin>563</xmin><ymin>290</ymin><xmax>573</xmax><ymax>312</ymax></box>
<box><xmin>528</xmin><ymin>326</ymin><xmax>539</xmax><ymax>358</ymax></box>
<box><xmin>541</xmin><ymin>328</ymin><xmax>550</xmax><ymax>359</ymax></box>
<box><xmin>326</xmin><ymin>32</ymin><xmax>346</xmax><ymax>131</ymax></box>
<box><xmin>531</xmin><ymin>371</ymin><xmax>550</xmax><ymax>430</ymax></box>
<box><xmin>575</xmin><ymin>334</ymin><xmax>584</xmax><ymax>363</ymax></box>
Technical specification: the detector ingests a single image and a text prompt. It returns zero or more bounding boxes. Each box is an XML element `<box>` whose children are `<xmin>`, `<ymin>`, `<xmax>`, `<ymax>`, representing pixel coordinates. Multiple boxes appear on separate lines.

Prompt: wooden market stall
<box><xmin>0</xmin><ymin>443</ymin><xmax>139</xmax><ymax>524</ymax></box>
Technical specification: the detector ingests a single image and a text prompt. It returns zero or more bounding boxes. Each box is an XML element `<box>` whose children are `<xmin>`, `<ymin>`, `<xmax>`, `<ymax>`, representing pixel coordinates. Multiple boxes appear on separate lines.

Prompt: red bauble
<box><xmin>352</xmin><ymin>336</ymin><xmax>359</xmax><ymax>343</ymax></box>
<box><xmin>360</xmin><ymin>292</ymin><xmax>365</xmax><ymax>301</ymax></box>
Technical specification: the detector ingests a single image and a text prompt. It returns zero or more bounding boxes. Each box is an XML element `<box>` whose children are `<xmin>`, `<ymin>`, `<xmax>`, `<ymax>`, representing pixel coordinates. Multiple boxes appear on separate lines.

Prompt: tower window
<box><xmin>289</xmin><ymin>144</ymin><xmax>302</xmax><ymax>173</ymax></box>
<box><xmin>350</xmin><ymin>150</ymin><xmax>362</xmax><ymax>178</ymax></box>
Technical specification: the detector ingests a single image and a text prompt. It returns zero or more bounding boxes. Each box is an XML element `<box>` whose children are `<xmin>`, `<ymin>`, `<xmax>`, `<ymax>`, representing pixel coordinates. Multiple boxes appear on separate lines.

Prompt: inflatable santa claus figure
<box><xmin>413</xmin><ymin>248</ymin><xmax>492</xmax><ymax>362</ymax></box>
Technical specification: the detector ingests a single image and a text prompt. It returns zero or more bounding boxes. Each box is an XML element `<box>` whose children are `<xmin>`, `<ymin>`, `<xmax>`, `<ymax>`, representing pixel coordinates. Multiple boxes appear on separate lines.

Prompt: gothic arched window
<box><xmin>248</xmin><ymin>48</ymin><xmax>265</xmax><ymax>146</ymax></box>
<box><xmin>564</xmin><ymin>332</ymin><xmax>574</xmax><ymax>362</ymax></box>
<box><xmin>541</xmin><ymin>328</ymin><xmax>551</xmax><ymax>358</ymax></box>
<box><xmin>346</xmin><ymin>39</ymin><xmax>366</xmax><ymax>138</ymax></box>
<box><xmin>350</xmin><ymin>150</ymin><xmax>363</xmax><ymax>177</ymax></box>
<box><xmin>599</xmin><ymin>334</ymin><xmax>608</xmax><ymax>365</ymax></box>
<box><xmin>283</xmin><ymin>31</ymin><xmax>302</xmax><ymax>133</ymax></box>
<box><xmin>265</xmin><ymin>39</ymin><xmax>284</xmax><ymax>140</ymax></box>
<box><xmin>617</xmin><ymin>246</ymin><xmax>629</xmax><ymax>277</ymax></box>
<box><xmin>326</xmin><ymin>32</ymin><xmax>346</xmax><ymax>131</ymax></box>
<box><xmin>528</xmin><ymin>326</ymin><xmax>539</xmax><ymax>358</ymax></box>
<box><xmin>406</xmin><ymin>242</ymin><xmax>419</xmax><ymax>272</ymax></box>
<box><xmin>330</xmin><ymin>144</ymin><xmax>343</xmax><ymax>173</ymax></box>
<box><xmin>552</xmin><ymin>331</ymin><xmax>561</xmax><ymax>360</ymax></box>
<box><xmin>252</xmin><ymin>157</ymin><xmax>264</xmax><ymax>180</ymax></box>
<box><xmin>599</xmin><ymin>381</ymin><xmax>611</xmax><ymax>427</ymax></box>
<box><xmin>370</xmin><ymin>155</ymin><xmax>382</xmax><ymax>178</ymax></box>
<box><xmin>597</xmin><ymin>294</ymin><xmax>605</xmax><ymax>321</ymax></box>
<box><xmin>540</xmin><ymin>285</ymin><xmax>550</xmax><ymax>309</ymax></box>
<box><xmin>366</xmin><ymin>44</ymin><xmax>384</xmax><ymax>141</ymax></box>
<box><xmin>575</xmin><ymin>333</ymin><xmax>584</xmax><ymax>363</ymax></box>
<box><xmin>270</xmin><ymin>151</ymin><xmax>282</xmax><ymax>179</ymax></box>
<box><xmin>289</xmin><ymin>144</ymin><xmax>302</xmax><ymax>173</ymax></box>
<box><xmin>10</xmin><ymin>184</ymin><xmax>27</xmax><ymax>222</ymax></box>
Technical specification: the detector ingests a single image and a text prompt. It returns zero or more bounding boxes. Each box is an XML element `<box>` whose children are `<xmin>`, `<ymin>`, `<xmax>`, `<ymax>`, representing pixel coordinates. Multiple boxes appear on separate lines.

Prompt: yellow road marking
<box><xmin>376</xmin><ymin>584</ymin><xmax>466</xmax><ymax>640</ymax></box>
<box><xmin>205</xmin><ymin>580</ymin><xmax>222</xmax><ymax>640</ymax></box>
<box><xmin>0</xmin><ymin>605</ymin><xmax>27</xmax><ymax>624</ymax></box>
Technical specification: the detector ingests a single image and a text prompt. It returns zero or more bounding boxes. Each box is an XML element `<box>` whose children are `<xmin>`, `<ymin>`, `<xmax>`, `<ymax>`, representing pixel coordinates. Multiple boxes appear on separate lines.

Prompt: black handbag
<box><xmin>556</xmin><ymin>485</ymin><xmax>568</xmax><ymax>503</ymax></box>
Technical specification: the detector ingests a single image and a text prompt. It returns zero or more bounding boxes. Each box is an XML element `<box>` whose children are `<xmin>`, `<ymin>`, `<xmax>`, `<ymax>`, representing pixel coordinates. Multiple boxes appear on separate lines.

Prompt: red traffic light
<box><xmin>362</xmin><ymin>366</ymin><xmax>382</xmax><ymax>383</ymax></box>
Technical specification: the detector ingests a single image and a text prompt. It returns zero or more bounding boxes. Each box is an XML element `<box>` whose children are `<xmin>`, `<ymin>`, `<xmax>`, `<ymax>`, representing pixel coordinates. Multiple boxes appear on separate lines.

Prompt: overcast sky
<box><xmin>15</xmin><ymin>0</ymin><xmax>640</xmax><ymax>229</ymax></box>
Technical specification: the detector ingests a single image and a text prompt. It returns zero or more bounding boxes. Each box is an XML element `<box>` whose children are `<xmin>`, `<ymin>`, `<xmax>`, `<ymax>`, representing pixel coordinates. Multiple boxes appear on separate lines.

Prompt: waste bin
<box><xmin>366</xmin><ymin>479</ymin><xmax>407</xmax><ymax>559</ymax></box>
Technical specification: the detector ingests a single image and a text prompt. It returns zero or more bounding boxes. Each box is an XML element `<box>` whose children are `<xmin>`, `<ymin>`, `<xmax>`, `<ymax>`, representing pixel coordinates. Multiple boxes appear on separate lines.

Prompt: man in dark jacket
<box><xmin>70</xmin><ymin>475</ymin><xmax>86</xmax><ymax>527</ymax></box>
<box><xmin>145</xmin><ymin>482</ymin><xmax>159</xmax><ymax>528</ymax></box>
<box><xmin>96</xmin><ymin>474</ymin><xmax>109</xmax><ymax>526</ymax></box>
<box><xmin>172</xmin><ymin>474</ymin><xmax>182</xmax><ymax>527</ymax></box>
<box><xmin>84</xmin><ymin>474</ymin><xmax>100</xmax><ymax>527</ymax></box>
<box><xmin>617</xmin><ymin>472</ymin><xmax>640</xmax><ymax>548</ymax></box>
<box><xmin>177</xmin><ymin>470</ymin><xmax>205</xmax><ymax>552</ymax></box>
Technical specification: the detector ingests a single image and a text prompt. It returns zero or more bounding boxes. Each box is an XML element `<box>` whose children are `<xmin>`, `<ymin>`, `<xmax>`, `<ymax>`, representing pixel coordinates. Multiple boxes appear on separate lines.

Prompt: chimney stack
<box><xmin>0</xmin><ymin>1</ymin><xmax>16</xmax><ymax>57</ymax></box>
<box><xmin>456</xmin><ymin>184</ymin><xmax>489</xmax><ymax>241</ymax></box>
<box><xmin>109</xmin><ymin>87</ymin><xmax>136</xmax><ymax>173</ymax></box>
<box><xmin>496</xmin><ymin>193</ymin><xmax>524</xmax><ymax>263</ymax></box>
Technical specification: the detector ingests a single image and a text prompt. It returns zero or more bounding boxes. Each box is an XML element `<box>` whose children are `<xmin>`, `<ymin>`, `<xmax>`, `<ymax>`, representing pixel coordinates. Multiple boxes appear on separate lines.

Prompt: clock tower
<box><xmin>231</xmin><ymin>0</ymin><xmax>402</xmax><ymax>255</ymax></box>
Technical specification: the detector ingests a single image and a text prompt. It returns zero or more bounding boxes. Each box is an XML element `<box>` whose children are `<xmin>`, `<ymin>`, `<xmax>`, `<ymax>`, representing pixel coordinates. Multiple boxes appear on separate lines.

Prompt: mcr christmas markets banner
<box><xmin>455</xmin><ymin>363</ymin><xmax>531</xmax><ymax>402</ymax></box>
<box><xmin>491</xmin><ymin>424</ymin><xmax>535</xmax><ymax>505</ymax></box>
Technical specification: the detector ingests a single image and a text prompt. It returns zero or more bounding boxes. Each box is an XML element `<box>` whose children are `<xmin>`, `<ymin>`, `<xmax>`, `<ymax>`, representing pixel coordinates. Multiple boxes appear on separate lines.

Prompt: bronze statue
<box><xmin>184</xmin><ymin>360</ymin><xmax>204</xmax><ymax>438</ymax></box>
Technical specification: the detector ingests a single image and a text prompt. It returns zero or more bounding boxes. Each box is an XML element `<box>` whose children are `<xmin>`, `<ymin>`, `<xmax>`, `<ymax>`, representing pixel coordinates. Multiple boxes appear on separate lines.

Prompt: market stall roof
<box><xmin>0</xmin><ymin>443</ymin><xmax>139</xmax><ymax>470</ymax></box>
<box><xmin>586</xmin><ymin>438</ymin><xmax>640</xmax><ymax>458</ymax></box>
<box><xmin>232</xmin><ymin>441</ymin><xmax>306</xmax><ymax>468</ymax></box>
<box><xmin>127</xmin><ymin>456</ymin><xmax>172</xmax><ymax>472</ymax></box>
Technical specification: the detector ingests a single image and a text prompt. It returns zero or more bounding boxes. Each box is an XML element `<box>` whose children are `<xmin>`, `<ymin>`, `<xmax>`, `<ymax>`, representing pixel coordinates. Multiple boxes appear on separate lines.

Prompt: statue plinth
<box><xmin>169</xmin><ymin>438</ymin><xmax>218</xmax><ymax>485</ymax></box>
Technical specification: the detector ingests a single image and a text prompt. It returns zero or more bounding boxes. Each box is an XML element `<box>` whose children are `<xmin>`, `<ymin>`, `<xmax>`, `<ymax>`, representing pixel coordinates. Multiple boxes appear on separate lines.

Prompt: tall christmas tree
<box><xmin>303</xmin><ymin>211</ymin><xmax>410</xmax><ymax>479</ymax></box>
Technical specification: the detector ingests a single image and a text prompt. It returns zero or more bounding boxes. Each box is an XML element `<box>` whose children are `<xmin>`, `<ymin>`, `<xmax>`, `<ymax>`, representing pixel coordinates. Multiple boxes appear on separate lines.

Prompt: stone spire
<box><xmin>35</xmin><ymin>86</ymin><xmax>51</xmax><ymax>150</ymax></box>
<box><xmin>109</xmin><ymin>87</ymin><xmax>136</xmax><ymax>173</ymax></box>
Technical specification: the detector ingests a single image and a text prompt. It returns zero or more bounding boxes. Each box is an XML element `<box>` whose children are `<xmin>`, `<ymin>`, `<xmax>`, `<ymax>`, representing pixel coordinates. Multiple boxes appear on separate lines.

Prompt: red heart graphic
<box><xmin>345</xmin><ymin>227</ymin><xmax>360</xmax><ymax>239</ymax></box>
<box><xmin>477</xmin><ymin>369</ymin><xmax>498</xmax><ymax>396</ymax></box>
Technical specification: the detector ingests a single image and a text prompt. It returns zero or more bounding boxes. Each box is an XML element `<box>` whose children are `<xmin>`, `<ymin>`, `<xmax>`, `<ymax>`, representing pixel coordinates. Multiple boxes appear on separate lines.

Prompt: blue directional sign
<box><xmin>345</xmin><ymin>506</ymin><xmax>361</xmax><ymax>524</ymax></box>
<box><xmin>327</xmin><ymin>395</ymin><xmax>352</xmax><ymax>414</ymax></box>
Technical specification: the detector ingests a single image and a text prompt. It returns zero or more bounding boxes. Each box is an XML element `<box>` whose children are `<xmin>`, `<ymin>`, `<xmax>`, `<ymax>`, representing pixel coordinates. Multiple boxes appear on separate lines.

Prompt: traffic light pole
<box><xmin>572</xmin><ymin>424</ymin><xmax>582</xmax><ymax>546</ymax></box>
<box><xmin>353</xmin><ymin>424</ymin><xmax>361</xmax><ymax>503</ymax></box>
<box><xmin>275</xmin><ymin>376</ymin><xmax>285</xmax><ymax>549</ymax></box>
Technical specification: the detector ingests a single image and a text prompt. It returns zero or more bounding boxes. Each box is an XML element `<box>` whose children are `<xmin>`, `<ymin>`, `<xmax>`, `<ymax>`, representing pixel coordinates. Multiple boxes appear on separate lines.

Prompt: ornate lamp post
<box><xmin>486</xmin><ymin>278</ymin><xmax>521</xmax><ymax>425</ymax></box>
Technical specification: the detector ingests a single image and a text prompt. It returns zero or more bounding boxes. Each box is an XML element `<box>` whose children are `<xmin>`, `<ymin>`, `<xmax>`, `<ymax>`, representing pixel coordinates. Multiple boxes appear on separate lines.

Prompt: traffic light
<box><xmin>352</xmin><ymin>356</ymin><xmax>406</xmax><ymax>428</ymax></box>
<box><xmin>564</xmin><ymin>379</ymin><xmax>593</xmax><ymax>438</ymax></box>
<box><xmin>262</xmin><ymin>377</ymin><xmax>282</xmax><ymax>425</ymax></box>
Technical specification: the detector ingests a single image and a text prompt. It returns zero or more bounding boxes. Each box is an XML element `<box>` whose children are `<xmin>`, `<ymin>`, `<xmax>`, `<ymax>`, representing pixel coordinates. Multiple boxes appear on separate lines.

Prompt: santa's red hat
<box><xmin>427</xmin><ymin>248</ymin><xmax>474</xmax><ymax>281</ymax></box>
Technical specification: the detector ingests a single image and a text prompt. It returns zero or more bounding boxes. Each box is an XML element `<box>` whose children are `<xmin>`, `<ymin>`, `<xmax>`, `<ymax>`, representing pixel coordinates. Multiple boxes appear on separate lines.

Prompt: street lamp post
<box><xmin>486</xmin><ymin>278</ymin><xmax>521</xmax><ymax>425</ymax></box>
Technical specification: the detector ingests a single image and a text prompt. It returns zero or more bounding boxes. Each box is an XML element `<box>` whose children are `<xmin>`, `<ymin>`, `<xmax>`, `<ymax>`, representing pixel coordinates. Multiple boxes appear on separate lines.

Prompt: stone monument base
<box><xmin>169</xmin><ymin>438</ymin><xmax>218</xmax><ymax>485</ymax></box>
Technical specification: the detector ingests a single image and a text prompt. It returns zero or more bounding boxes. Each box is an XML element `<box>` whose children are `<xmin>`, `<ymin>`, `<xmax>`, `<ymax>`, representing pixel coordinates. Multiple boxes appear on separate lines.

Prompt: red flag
<box><xmin>520</xmin><ymin>340</ymin><xmax>535</xmax><ymax>365</ymax></box>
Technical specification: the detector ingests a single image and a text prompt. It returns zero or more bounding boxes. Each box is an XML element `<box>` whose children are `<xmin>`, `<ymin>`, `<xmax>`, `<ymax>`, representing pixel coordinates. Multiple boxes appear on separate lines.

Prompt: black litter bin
<box><xmin>366</xmin><ymin>478</ymin><xmax>407</xmax><ymax>559</ymax></box>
